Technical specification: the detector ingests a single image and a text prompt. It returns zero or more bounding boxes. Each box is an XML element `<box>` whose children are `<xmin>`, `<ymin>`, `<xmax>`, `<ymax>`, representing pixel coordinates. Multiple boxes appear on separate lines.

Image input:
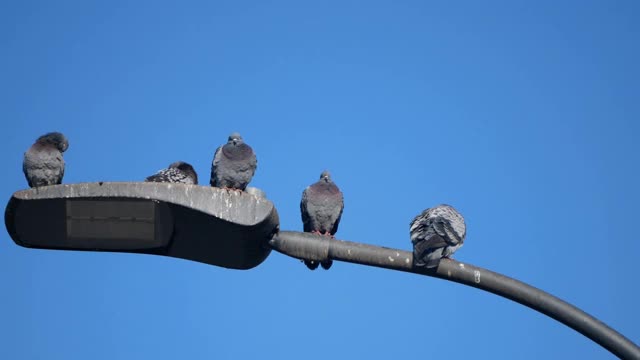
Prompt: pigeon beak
<box><xmin>232</xmin><ymin>139</ymin><xmax>237</xmax><ymax>145</ymax></box>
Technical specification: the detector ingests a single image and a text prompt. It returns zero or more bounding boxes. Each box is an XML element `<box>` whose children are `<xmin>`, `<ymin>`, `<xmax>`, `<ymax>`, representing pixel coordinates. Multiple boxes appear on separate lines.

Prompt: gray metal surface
<box><xmin>5</xmin><ymin>182</ymin><xmax>279</xmax><ymax>269</ymax></box>
<box><xmin>270</xmin><ymin>231</ymin><xmax>640</xmax><ymax>359</ymax></box>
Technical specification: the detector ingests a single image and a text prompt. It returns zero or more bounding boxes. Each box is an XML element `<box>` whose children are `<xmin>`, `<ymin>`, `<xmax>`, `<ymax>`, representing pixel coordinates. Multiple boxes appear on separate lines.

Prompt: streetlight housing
<box><xmin>4</xmin><ymin>182</ymin><xmax>279</xmax><ymax>269</ymax></box>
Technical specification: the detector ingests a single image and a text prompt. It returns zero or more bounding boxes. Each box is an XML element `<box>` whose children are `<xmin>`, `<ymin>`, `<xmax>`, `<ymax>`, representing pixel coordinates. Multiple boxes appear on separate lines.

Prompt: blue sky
<box><xmin>1</xmin><ymin>1</ymin><xmax>639</xmax><ymax>359</ymax></box>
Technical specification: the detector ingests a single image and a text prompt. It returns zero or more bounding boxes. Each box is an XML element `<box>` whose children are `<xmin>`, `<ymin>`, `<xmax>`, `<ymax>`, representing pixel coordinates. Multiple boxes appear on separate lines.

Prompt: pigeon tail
<box><xmin>413</xmin><ymin>244</ymin><xmax>445</xmax><ymax>269</ymax></box>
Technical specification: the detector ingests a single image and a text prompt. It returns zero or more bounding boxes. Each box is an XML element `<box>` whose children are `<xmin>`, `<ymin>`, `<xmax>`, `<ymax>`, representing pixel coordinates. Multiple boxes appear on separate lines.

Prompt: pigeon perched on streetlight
<box><xmin>300</xmin><ymin>170</ymin><xmax>344</xmax><ymax>270</ymax></box>
<box><xmin>210</xmin><ymin>132</ymin><xmax>257</xmax><ymax>191</ymax></box>
<box><xmin>145</xmin><ymin>161</ymin><xmax>198</xmax><ymax>184</ymax></box>
<box><xmin>23</xmin><ymin>132</ymin><xmax>69</xmax><ymax>188</ymax></box>
<box><xmin>410</xmin><ymin>204</ymin><xmax>466</xmax><ymax>269</ymax></box>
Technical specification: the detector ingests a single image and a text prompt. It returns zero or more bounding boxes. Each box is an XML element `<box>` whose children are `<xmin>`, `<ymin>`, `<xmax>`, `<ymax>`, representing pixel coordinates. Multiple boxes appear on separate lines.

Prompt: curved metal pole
<box><xmin>269</xmin><ymin>231</ymin><xmax>640</xmax><ymax>360</ymax></box>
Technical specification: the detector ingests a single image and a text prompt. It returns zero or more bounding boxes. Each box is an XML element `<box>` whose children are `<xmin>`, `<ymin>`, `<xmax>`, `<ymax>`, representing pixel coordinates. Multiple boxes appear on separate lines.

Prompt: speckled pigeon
<box><xmin>210</xmin><ymin>132</ymin><xmax>257</xmax><ymax>191</ymax></box>
<box><xmin>300</xmin><ymin>170</ymin><xmax>344</xmax><ymax>270</ymax></box>
<box><xmin>145</xmin><ymin>161</ymin><xmax>198</xmax><ymax>184</ymax></box>
<box><xmin>23</xmin><ymin>132</ymin><xmax>69</xmax><ymax>188</ymax></box>
<box><xmin>410</xmin><ymin>204</ymin><xmax>466</xmax><ymax>268</ymax></box>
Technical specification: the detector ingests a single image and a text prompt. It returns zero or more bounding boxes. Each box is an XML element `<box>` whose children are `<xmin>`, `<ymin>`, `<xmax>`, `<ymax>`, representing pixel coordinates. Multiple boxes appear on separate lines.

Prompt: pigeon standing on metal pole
<box><xmin>145</xmin><ymin>161</ymin><xmax>198</xmax><ymax>184</ymax></box>
<box><xmin>300</xmin><ymin>170</ymin><xmax>344</xmax><ymax>270</ymax></box>
<box><xmin>210</xmin><ymin>132</ymin><xmax>257</xmax><ymax>191</ymax></box>
<box><xmin>23</xmin><ymin>132</ymin><xmax>69</xmax><ymax>188</ymax></box>
<box><xmin>410</xmin><ymin>204</ymin><xmax>466</xmax><ymax>268</ymax></box>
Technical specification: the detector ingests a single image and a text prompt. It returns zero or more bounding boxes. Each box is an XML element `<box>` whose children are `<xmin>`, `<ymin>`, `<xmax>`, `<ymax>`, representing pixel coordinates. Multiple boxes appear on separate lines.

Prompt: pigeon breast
<box><xmin>301</xmin><ymin>180</ymin><xmax>344</xmax><ymax>235</ymax></box>
<box><xmin>211</xmin><ymin>142</ymin><xmax>257</xmax><ymax>190</ymax></box>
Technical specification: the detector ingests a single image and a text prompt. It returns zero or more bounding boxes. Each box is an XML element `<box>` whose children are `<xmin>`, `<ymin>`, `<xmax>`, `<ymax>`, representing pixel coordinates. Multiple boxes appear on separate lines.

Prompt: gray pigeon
<box><xmin>210</xmin><ymin>132</ymin><xmax>257</xmax><ymax>191</ymax></box>
<box><xmin>300</xmin><ymin>170</ymin><xmax>344</xmax><ymax>270</ymax></box>
<box><xmin>145</xmin><ymin>161</ymin><xmax>198</xmax><ymax>184</ymax></box>
<box><xmin>23</xmin><ymin>132</ymin><xmax>69</xmax><ymax>188</ymax></box>
<box><xmin>410</xmin><ymin>204</ymin><xmax>466</xmax><ymax>269</ymax></box>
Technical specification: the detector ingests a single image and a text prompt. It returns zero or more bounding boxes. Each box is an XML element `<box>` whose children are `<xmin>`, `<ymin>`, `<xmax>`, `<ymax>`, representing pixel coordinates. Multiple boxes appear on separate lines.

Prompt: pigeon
<box><xmin>210</xmin><ymin>132</ymin><xmax>257</xmax><ymax>191</ymax></box>
<box><xmin>300</xmin><ymin>170</ymin><xmax>344</xmax><ymax>270</ymax></box>
<box><xmin>145</xmin><ymin>161</ymin><xmax>198</xmax><ymax>184</ymax></box>
<box><xmin>410</xmin><ymin>204</ymin><xmax>466</xmax><ymax>269</ymax></box>
<box><xmin>23</xmin><ymin>132</ymin><xmax>69</xmax><ymax>188</ymax></box>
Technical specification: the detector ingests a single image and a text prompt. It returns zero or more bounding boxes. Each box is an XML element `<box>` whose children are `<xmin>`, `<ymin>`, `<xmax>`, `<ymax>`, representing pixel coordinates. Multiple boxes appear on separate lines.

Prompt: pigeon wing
<box><xmin>330</xmin><ymin>191</ymin><xmax>345</xmax><ymax>235</ymax></box>
<box><xmin>300</xmin><ymin>186</ymin><xmax>312</xmax><ymax>232</ymax></box>
<box><xmin>57</xmin><ymin>154</ymin><xmax>65</xmax><ymax>185</ymax></box>
<box><xmin>431</xmin><ymin>218</ymin><xmax>462</xmax><ymax>246</ymax></box>
<box><xmin>210</xmin><ymin>145</ymin><xmax>224</xmax><ymax>186</ymax></box>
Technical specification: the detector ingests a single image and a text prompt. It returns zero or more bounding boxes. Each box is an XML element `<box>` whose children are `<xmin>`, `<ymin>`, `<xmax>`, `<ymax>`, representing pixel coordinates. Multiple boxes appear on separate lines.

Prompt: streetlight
<box><xmin>5</xmin><ymin>182</ymin><xmax>640</xmax><ymax>359</ymax></box>
<box><xmin>5</xmin><ymin>182</ymin><xmax>278</xmax><ymax>269</ymax></box>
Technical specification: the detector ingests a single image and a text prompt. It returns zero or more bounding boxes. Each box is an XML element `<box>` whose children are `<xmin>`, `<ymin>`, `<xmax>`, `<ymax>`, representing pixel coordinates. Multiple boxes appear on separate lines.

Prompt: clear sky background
<box><xmin>1</xmin><ymin>1</ymin><xmax>639</xmax><ymax>359</ymax></box>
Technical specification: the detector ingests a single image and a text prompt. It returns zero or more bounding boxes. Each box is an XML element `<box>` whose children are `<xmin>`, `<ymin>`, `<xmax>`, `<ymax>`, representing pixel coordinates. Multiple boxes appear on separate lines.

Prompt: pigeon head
<box><xmin>227</xmin><ymin>132</ymin><xmax>244</xmax><ymax>146</ymax></box>
<box><xmin>169</xmin><ymin>161</ymin><xmax>198</xmax><ymax>184</ymax></box>
<box><xmin>36</xmin><ymin>132</ymin><xmax>69</xmax><ymax>152</ymax></box>
<box><xmin>320</xmin><ymin>170</ymin><xmax>331</xmax><ymax>183</ymax></box>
